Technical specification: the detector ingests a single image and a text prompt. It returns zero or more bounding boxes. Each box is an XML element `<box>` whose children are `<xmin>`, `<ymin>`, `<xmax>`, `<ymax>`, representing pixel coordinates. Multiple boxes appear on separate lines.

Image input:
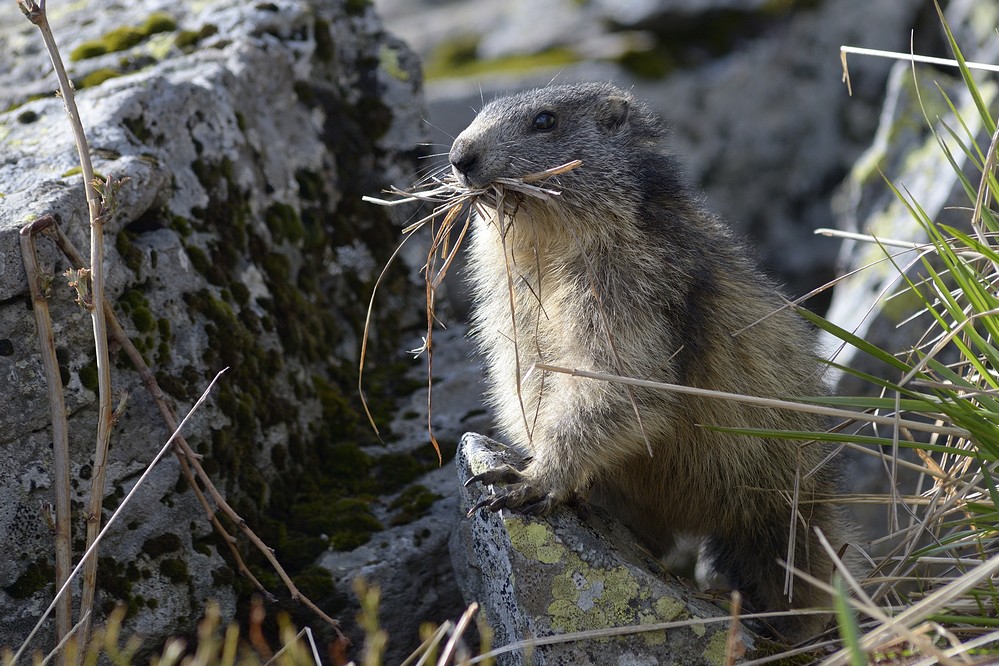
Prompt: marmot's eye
<box><xmin>532</xmin><ymin>111</ymin><xmax>557</xmax><ymax>132</ymax></box>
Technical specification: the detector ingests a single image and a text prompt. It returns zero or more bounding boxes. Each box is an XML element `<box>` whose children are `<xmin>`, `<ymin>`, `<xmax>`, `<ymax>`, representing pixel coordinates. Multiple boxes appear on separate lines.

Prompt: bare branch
<box><xmin>19</xmin><ymin>216</ymin><xmax>73</xmax><ymax>662</ymax></box>
<box><xmin>15</xmin><ymin>0</ymin><xmax>116</xmax><ymax>650</ymax></box>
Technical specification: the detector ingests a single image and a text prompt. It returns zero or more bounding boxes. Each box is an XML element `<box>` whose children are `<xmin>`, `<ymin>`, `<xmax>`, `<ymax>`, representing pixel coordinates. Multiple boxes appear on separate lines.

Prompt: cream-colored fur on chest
<box><xmin>465</xmin><ymin>203</ymin><xmax>684</xmax><ymax>456</ymax></box>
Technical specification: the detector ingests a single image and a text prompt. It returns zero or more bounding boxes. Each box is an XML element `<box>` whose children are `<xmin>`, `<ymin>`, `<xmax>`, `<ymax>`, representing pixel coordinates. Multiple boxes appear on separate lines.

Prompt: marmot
<box><xmin>451</xmin><ymin>82</ymin><xmax>852</xmax><ymax>641</ymax></box>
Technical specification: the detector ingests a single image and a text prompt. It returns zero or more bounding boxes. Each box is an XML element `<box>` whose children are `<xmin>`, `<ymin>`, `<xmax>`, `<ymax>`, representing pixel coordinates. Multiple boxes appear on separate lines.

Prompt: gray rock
<box><xmin>0</xmin><ymin>0</ymin><xmax>431</xmax><ymax>655</ymax></box>
<box><xmin>451</xmin><ymin>433</ymin><xmax>752</xmax><ymax>666</ymax></box>
<box><xmin>318</xmin><ymin>322</ymin><xmax>491</xmax><ymax>665</ymax></box>
<box><xmin>825</xmin><ymin>0</ymin><xmax>999</xmax><ymax>367</ymax></box>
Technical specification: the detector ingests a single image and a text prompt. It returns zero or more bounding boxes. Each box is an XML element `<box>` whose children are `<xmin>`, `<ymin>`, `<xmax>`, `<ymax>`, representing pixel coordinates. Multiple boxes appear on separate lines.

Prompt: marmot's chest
<box><xmin>471</xmin><ymin>208</ymin><xmax>626</xmax><ymax>364</ymax></box>
<box><xmin>507</xmin><ymin>266</ymin><xmax>612</xmax><ymax>372</ymax></box>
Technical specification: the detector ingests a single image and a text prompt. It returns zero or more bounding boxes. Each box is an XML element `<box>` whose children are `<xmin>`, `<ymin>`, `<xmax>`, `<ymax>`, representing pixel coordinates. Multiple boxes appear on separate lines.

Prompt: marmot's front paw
<box><xmin>467</xmin><ymin>480</ymin><xmax>559</xmax><ymax>517</ymax></box>
<box><xmin>465</xmin><ymin>466</ymin><xmax>586</xmax><ymax>517</ymax></box>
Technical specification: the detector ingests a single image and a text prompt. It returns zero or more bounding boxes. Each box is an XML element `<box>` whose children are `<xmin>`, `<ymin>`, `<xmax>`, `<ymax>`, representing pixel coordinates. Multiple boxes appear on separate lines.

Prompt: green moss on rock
<box><xmin>141</xmin><ymin>12</ymin><xmax>178</xmax><ymax>35</ymax></box>
<box><xmin>78</xmin><ymin>360</ymin><xmax>99</xmax><ymax>393</ymax></box>
<box><xmin>617</xmin><ymin>48</ymin><xmax>674</xmax><ymax>80</ymax></box>
<box><xmin>116</xmin><ymin>229</ymin><xmax>144</xmax><ymax>273</ymax></box>
<box><xmin>70</xmin><ymin>41</ymin><xmax>109</xmax><ymax>61</ymax></box>
<box><xmin>159</xmin><ymin>557</ymin><xmax>190</xmax><ymax>584</ymax></box>
<box><xmin>78</xmin><ymin>68</ymin><xmax>123</xmax><ymax>89</ymax></box>
<box><xmin>70</xmin><ymin>12</ymin><xmax>177</xmax><ymax>61</ymax></box>
<box><xmin>118</xmin><ymin>289</ymin><xmax>156</xmax><ymax>332</ymax></box>
<box><xmin>175</xmin><ymin>24</ymin><xmax>219</xmax><ymax>50</ymax></box>
<box><xmin>123</xmin><ymin>115</ymin><xmax>152</xmax><ymax>143</ymax></box>
<box><xmin>142</xmin><ymin>532</ymin><xmax>182</xmax><ymax>557</ymax></box>
<box><xmin>294</xmin><ymin>565</ymin><xmax>335</xmax><ymax>600</ymax></box>
<box><xmin>5</xmin><ymin>560</ymin><xmax>54</xmax><ymax>599</ymax></box>
<box><xmin>390</xmin><ymin>485</ymin><xmax>439</xmax><ymax>525</ymax></box>
<box><xmin>326</xmin><ymin>499</ymin><xmax>384</xmax><ymax>551</ymax></box>
<box><xmin>313</xmin><ymin>18</ymin><xmax>333</xmax><ymax>62</ymax></box>
<box><xmin>61</xmin><ymin>166</ymin><xmax>106</xmax><ymax>180</ymax></box>
<box><xmin>95</xmin><ymin>557</ymin><xmax>141</xmax><ymax>608</ymax></box>
<box><xmin>344</xmin><ymin>0</ymin><xmax>370</xmax><ymax>16</ymax></box>
<box><xmin>424</xmin><ymin>38</ymin><xmax>578</xmax><ymax>80</ymax></box>
<box><xmin>265</xmin><ymin>202</ymin><xmax>305</xmax><ymax>244</ymax></box>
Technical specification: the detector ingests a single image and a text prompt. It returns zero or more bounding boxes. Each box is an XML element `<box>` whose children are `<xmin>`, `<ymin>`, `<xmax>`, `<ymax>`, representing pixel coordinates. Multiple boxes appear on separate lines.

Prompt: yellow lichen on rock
<box><xmin>506</xmin><ymin>517</ymin><xmax>564</xmax><ymax>565</ymax></box>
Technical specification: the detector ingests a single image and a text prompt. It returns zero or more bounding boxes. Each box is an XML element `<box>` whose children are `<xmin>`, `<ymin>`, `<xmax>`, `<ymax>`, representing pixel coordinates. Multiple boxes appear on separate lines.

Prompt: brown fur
<box><xmin>451</xmin><ymin>83</ymin><xmax>853</xmax><ymax>641</ymax></box>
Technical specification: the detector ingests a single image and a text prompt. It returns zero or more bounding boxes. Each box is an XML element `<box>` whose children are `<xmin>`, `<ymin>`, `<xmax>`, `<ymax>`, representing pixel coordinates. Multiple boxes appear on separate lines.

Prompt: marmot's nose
<box><xmin>449</xmin><ymin>140</ymin><xmax>479</xmax><ymax>180</ymax></box>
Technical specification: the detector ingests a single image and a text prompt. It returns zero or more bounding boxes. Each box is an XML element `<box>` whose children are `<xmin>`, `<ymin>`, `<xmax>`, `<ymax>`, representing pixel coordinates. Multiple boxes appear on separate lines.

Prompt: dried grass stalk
<box><xmin>15</xmin><ymin>0</ymin><xmax>116</xmax><ymax>652</ymax></box>
<box><xmin>360</xmin><ymin>160</ymin><xmax>583</xmax><ymax>458</ymax></box>
<box><xmin>19</xmin><ymin>216</ymin><xmax>73</xmax><ymax>660</ymax></box>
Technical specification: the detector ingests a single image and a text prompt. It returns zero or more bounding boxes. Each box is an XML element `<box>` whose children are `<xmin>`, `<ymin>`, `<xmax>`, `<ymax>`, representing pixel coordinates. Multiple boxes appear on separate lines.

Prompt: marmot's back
<box><xmin>454</xmin><ymin>83</ymin><xmax>852</xmax><ymax>642</ymax></box>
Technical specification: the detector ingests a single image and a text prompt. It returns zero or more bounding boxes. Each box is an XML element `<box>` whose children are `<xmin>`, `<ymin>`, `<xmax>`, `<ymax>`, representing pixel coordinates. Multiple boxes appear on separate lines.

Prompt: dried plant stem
<box><xmin>358</xmin><ymin>226</ymin><xmax>420</xmax><ymax>439</ymax></box>
<box><xmin>11</xmin><ymin>371</ymin><xmax>226</xmax><ymax>666</ymax></box>
<box><xmin>839</xmin><ymin>44</ymin><xmax>999</xmax><ymax>95</ymax></box>
<box><xmin>19</xmin><ymin>216</ymin><xmax>72</xmax><ymax>663</ymax></box>
<box><xmin>46</xmin><ymin>222</ymin><xmax>344</xmax><ymax>639</ymax></box>
<box><xmin>360</xmin><ymin>160</ymin><xmax>585</xmax><ymax>452</ymax></box>
<box><xmin>493</xmin><ymin>195</ymin><xmax>534</xmax><ymax>442</ymax></box>
<box><xmin>437</xmin><ymin>602</ymin><xmax>478</xmax><ymax>665</ymax></box>
<box><xmin>724</xmin><ymin>591</ymin><xmax>743</xmax><ymax>666</ymax></box>
<box><xmin>530</xmin><ymin>363</ymin><xmax>972</xmax><ymax>439</ymax></box>
<box><xmin>16</xmin><ymin>0</ymin><xmax>115</xmax><ymax>652</ymax></box>
<box><xmin>38</xmin><ymin>611</ymin><xmax>90</xmax><ymax>666</ymax></box>
<box><xmin>98</xmin><ymin>292</ymin><xmax>270</xmax><ymax>597</ymax></box>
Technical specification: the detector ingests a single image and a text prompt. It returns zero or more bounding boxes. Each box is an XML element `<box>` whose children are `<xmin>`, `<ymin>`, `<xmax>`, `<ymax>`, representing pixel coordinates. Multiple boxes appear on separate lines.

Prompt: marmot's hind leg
<box><xmin>706</xmin><ymin>517</ymin><xmax>839</xmax><ymax>642</ymax></box>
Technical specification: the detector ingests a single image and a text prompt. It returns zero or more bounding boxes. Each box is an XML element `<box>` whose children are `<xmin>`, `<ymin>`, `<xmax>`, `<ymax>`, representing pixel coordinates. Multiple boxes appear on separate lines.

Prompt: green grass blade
<box><xmin>701</xmin><ymin>426</ymin><xmax>974</xmax><ymax>457</ymax></box>
<box><xmin>834</xmin><ymin>575</ymin><xmax>866</xmax><ymax>666</ymax></box>
<box><xmin>935</xmin><ymin>0</ymin><xmax>996</xmax><ymax>135</ymax></box>
<box><xmin>799</xmin><ymin>395</ymin><xmax>942</xmax><ymax>411</ymax></box>
<box><xmin>936</xmin><ymin>89</ymin><xmax>988</xmax><ymax>169</ymax></box>
<box><xmin>797</xmin><ymin>308</ymin><xmax>913</xmax><ymax>374</ymax></box>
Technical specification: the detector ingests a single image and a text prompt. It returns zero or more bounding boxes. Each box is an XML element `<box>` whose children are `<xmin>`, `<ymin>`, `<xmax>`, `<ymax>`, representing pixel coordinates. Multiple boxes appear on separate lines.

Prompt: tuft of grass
<box><xmin>759</xmin><ymin>8</ymin><xmax>999</xmax><ymax>662</ymax></box>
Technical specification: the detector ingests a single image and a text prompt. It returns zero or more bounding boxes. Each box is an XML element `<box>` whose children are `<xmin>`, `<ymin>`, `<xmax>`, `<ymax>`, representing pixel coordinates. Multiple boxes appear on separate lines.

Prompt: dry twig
<box><xmin>15</xmin><ymin>0</ymin><xmax>116</xmax><ymax>650</ymax></box>
<box><xmin>19</xmin><ymin>216</ymin><xmax>73</xmax><ymax>660</ymax></box>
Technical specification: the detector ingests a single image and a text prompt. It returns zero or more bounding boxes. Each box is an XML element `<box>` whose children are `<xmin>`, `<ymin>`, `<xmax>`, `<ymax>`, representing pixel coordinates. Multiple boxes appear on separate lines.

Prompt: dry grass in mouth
<box><xmin>359</xmin><ymin>160</ymin><xmax>583</xmax><ymax>459</ymax></box>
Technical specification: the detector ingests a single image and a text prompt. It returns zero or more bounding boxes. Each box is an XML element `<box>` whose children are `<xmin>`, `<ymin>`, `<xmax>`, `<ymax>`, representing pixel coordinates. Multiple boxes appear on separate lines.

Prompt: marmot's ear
<box><xmin>598</xmin><ymin>95</ymin><xmax>630</xmax><ymax>132</ymax></box>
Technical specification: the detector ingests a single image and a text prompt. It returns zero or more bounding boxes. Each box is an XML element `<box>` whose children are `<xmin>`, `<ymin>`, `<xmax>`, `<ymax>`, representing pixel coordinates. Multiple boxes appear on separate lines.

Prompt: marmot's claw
<box><xmin>466</xmin><ymin>482</ymin><xmax>557</xmax><ymax>517</ymax></box>
<box><xmin>467</xmin><ymin>496</ymin><xmax>500</xmax><ymax>516</ymax></box>
<box><xmin>518</xmin><ymin>493</ymin><xmax>559</xmax><ymax>516</ymax></box>
<box><xmin>565</xmin><ymin>494</ymin><xmax>591</xmax><ymax>520</ymax></box>
<box><xmin>464</xmin><ymin>464</ymin><xmax>524</xmax><ymax>488</ymax></box>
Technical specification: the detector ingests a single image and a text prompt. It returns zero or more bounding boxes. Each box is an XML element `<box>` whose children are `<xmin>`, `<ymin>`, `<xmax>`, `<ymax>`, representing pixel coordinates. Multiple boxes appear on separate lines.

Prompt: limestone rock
<box><xmin>825</xmin><ymin>0</ymin><xmax>999</xmax><ymax>367</ymax></box>
<box><xmin>451</xmin><ymin>432</ymin><xmax>752</xmax><ymax>666</ymax></box>
<box><xmin>0</xmin><ymin>0</ymin><xmax>430</xmax><ymax>654</ymax></box>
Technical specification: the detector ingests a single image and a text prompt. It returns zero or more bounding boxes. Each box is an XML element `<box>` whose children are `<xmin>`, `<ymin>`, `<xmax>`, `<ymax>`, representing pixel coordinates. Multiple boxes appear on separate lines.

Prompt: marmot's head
<box><xmin>448</xmin><ymin>83</ymin><xmax>666</xmax><ymax>213</ymax></box>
